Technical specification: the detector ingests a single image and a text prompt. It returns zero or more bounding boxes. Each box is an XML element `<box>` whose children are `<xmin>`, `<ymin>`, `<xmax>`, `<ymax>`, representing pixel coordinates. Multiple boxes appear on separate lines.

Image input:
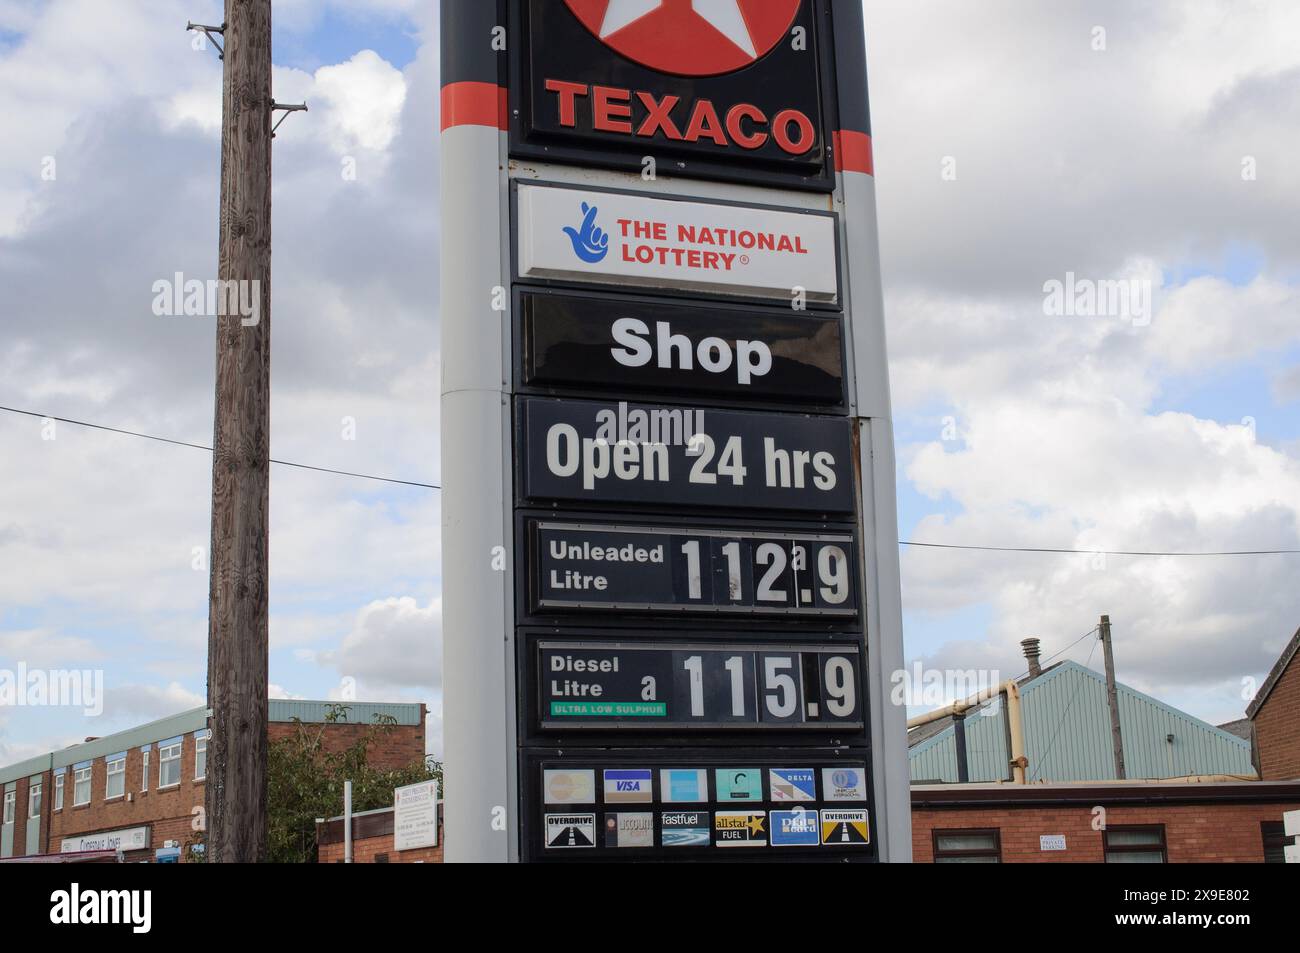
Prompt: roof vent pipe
<box><xmin>1020</xmin><ymin>638</ymin><xmax>1042</xmax><ymax>678</ymax></box>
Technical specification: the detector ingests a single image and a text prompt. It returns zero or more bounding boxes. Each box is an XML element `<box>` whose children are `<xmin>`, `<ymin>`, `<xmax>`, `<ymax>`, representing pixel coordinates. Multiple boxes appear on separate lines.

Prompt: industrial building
<box><xmin>906</xmin><ymin>630</ymin><xmax>1300</xmax><ymax>862</ymax></box>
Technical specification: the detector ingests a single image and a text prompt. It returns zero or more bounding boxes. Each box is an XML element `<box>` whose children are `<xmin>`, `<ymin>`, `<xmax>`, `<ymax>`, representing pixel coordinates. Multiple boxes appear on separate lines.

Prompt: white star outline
<box><xmin>599</xmin><ymin>0</ymin><xmax>759</xmax><ymax>58</ymax></box>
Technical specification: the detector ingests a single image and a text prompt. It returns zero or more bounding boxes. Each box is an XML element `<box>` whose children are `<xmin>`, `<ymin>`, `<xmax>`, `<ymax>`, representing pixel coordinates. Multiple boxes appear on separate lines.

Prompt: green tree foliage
<box><xmin>190</xmin><ymin>704</ymin><xmax>441</xmax><ymax>863</ymax></box>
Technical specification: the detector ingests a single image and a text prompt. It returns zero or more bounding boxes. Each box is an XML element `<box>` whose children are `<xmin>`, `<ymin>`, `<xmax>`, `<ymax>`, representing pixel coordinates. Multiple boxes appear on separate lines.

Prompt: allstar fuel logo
<box><xmin>517</xmin><ymin>0</ymin><xmax>830</xmax><ymax>187</ymax></box>
<box><xmin>715</xmin><ymin>811</ymin><xmax>767</xmax><ymax>847</ymax></box>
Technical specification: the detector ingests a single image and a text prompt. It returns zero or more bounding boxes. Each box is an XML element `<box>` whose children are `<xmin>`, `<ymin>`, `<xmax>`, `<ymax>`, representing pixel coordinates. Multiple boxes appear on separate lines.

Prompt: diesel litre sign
<box><xmin>537</xmin><ymin>640</ymin><xmax>864</xmax><ymax>730</ymax></box>
<box><xmin>519</xmin><ymin>397</ymin><xmax>855</xmax><ymax>513</ymax></box>
<box><xmin>515</xmin><ymin>183</ymin><xmax>840</xmax><ymax>303</ymax></box>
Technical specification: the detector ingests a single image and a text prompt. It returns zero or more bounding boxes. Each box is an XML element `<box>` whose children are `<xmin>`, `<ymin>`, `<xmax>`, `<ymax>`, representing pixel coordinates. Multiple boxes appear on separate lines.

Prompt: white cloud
<box><xmin>325</xmin><ymin>596</ymin><xmax>441</xmax><ymax>690</ymax></box>
<box><xmin>312</xmin><ymin>50</ymin><xmax>408</xmax><ymax>153</ymax></box>
<box><xmin>864</xmin><ymin>0</ymin><xmax>1300</xmax><ymax>722</ymax></box>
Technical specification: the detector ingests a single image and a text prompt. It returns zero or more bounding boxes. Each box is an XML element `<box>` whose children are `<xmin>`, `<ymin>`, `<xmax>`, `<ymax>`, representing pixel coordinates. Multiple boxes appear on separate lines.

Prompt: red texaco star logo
<box><xmin>563</xmin><ymin>0</ymin><xmax>802</xmax><ymax>77</ymax></box>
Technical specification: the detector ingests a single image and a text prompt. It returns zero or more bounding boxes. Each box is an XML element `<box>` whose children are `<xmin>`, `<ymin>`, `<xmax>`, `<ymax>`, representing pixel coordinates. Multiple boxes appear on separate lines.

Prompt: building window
<box><xmin>29</xmin><ymin>782</ymin><xmax>41</xmax><ymax>818</ymax></box>
<box><xmin>2</xmin><ymin>790</ymin><xmax>13</xmax><ymax>825</ymax></box>
<box><xmin>54</xmin><ymin>774</ymin><xmax>64</xmax><ymax>811</ymax></box>
<box><xmin>195</xmin><ymin>733</ymin><xmax>208</xmax><ymax>781</ymax></box>
<box><xmin>1262</xmin><ymin>821</ymin><xmax>1289</xmax><ymax>864</ymax></box>
<box><xmin>142</xmin><ymin>748</ymin><xmax>149</xmax><ymax>792</ymax></box>
<box><xmin>106</xmin><ymin>756</ymin><xmax>126</xmax><ymax>799</ymax></box>
<box><xmin>159</xmin><ymin>741</ymin><xmax>182</xmax><ymax>788</ymax></box>
<box><xmin>933</xmin><ymin>828</ymin><xmax>1001</xmax><ymax>863</ymax></box>
<box><xmin>1104</xmin><ymin>825</ymin><xmax>1167</xmax><ymax>863</ymax></box>
<box><xmin>73</xmin><ymin>766</ymin><xmax>92</xmax><ymax>806</ymax></box>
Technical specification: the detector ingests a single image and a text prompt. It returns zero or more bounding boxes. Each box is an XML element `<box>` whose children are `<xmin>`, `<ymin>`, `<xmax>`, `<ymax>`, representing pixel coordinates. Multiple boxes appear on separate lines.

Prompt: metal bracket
<box><xmin>186</xmin><ymin>21</ymin><xmax>225</xmax><ymax>60</ymax></box>
<box><xmin>271</xmin><ymin>102</ymin><xmax>309</xmax><ymax>138</ymax></box>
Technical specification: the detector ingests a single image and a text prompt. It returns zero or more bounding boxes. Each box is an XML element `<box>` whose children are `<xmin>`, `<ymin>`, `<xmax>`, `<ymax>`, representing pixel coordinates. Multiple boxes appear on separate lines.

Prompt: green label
<box><xmin>550</xmin><ymin>701</ymin><xmax>667</xmax><ymax>718</ymax></box>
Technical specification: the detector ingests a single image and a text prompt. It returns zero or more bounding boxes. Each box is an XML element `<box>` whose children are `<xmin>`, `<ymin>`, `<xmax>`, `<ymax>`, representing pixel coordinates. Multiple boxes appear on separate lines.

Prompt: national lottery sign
<box><xmin>516</xmin><ymin>183</ymin><xmax>839</xmax><ymax>303</ymax></box>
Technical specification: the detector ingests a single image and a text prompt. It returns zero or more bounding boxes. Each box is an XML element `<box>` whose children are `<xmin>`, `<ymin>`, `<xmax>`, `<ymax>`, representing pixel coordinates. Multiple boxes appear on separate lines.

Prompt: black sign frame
<box><xmin>516</xmin><ymin>395</ymin><xmax>858</xmax><ymax>516</ymax></box>
<box><xmin>508</xmin><ymin>0</ymin><xmax>842</xmax><ymax>192</ymax></box>
<box><xmin>519</xmin><ymin>746</ymin><xmax>877</xmax><ymax>863</ymax></box>
<box><xmin>526</xmin><ymin>633</ymin><xmax>867</xmax><ymax>741</ymax></box>
<box><xmin>515</xmin><ymin>286</ymin><xmax>847</xmax><ymax>413</ymax></box>
<box><xmin>515</xmin><ymin>509</ymin><xmax>863</xmax><ymax>633</ymax></box>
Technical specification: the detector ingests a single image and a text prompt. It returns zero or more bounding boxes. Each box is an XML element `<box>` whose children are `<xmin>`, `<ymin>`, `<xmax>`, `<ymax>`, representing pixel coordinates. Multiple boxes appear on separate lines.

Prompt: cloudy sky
<box><xmin>1</xmin><ymin>0</ymin><xmax>1298</xmax><ymax>767</ymax></box>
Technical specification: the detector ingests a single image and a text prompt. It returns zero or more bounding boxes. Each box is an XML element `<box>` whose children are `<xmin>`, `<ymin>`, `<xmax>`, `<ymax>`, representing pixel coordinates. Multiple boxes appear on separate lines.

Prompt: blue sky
<box><xmin>2</xmin><ymin>0</ymin><xmax>1300</xmax><ymax>768</ymax></box>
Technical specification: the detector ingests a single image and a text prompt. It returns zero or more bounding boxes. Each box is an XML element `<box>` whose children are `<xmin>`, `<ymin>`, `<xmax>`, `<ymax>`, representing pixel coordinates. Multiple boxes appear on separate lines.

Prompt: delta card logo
<box><xmin>821</xmin><ymin>766</ymin><xmax>867</xmax><ymax>801</ymax></box>
<box><xmin>546</xmin><ymin>813</ymin><xmax>597</xmax><ymax>848</ymax></box>
<box><xmin>562</xmin><ymin>0</ymin><xmax>802</xmax><ymax>78</ymax></box>
<box><xmin>820</xmin><ymin>809</ymin><xmax>869</xmax><ymax>846</ymax></box>
<box><xmin>544</xmin><ymin>768</ymin><xmax>596</xmax><ymax>804</ymax></box>
<box><xmin>660</xmin><ymin>810</ymin><xmax>710</xmax><ymax>847</ymax></box>
<box><xmin>604</xmin><ymin>812</ymin><xmax>655</xmax><ymax>848</ymax></box>
<box><xmin>604</xmin><ymin>768</ymin><xmax>654</xmax><ymax>802</ymax></box>
<box><xmin>714</xmin><ymin>768</ymin><xmax>762</xmax><ymax>802</ymax></box>
<box><xmin>769</xmin><ymin>768</ymin><xmax>816</xmax><ymax>802</ymax></box>
<box><xmin>564</xmin><ymin>201</ymin><xmax>609</xmax><ymax>263</ymax></box>
<box><xmin>715</xmin><ymin>811</ymin><xmax>767</xmax><ymax>847</ymax></box>
<box><xmin>659</xmin><ymin>768</ymin><xmax>708</xmax><ymax>803</ymax></box>
<box><xmin>771</xmin><ymin>808</ymin><xmax>820</xmax><ymax>847</ymax></box>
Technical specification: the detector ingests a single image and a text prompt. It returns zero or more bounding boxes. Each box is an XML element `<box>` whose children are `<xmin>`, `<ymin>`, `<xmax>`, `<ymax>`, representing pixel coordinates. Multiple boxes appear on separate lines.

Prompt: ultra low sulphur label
<box><xmin>517</xmin><ymin>183</ymin><xmax>839</xmax><ymax>303</ymax></box>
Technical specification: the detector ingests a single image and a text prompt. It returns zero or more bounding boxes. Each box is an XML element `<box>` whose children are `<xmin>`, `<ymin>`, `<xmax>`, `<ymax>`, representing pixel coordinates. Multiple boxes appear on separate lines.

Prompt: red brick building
<box><xmin>317</xmin><ymin>806</ymin><xmax>444</xmax><ymax>863</ymax></box>
<box><xmin>0</xmin><ymin>700</ymin><xmax>426</xmax><ymax>862</ymax></box>
<box><xmin>912</xmin><ymin>780</ymin><xmax>1300</xmax><ymax>863</ymax></box>
<box><xmin>1247</xmin><ymin>625</ymin><xmax>1300</xmax><ymax>781</ymax></box>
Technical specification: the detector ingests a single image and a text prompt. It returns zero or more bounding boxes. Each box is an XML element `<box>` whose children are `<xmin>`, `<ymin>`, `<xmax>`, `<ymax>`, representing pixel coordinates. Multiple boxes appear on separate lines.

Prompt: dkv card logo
<box><xmin>563</xmin><ymin>201</ymin><xmax>610</xmax><ymax>263</ymax></box>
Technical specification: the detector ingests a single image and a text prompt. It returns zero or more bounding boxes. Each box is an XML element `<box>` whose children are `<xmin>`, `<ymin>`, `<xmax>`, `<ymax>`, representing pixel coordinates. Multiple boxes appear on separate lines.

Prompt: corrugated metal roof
<box><xmin>269</xmin><ymin>700</ymin><xmax>423</xmax><ymax>727</ymax></box>
<box><xmin>908</xmin><ymin>661</ymin><xmax>1253</xmax><ymax>783</ymax></box>
<box><xmin>0</xmin><ymin>700</ymin><xmax>425</xmax><ymax>779</ymax></box>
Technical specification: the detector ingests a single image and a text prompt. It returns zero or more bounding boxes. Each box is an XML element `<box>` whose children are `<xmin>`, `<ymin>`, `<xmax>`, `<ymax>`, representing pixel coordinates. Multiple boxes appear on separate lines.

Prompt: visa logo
<box><xmin>616</xmin><ymin>781</ymin><xmax>644</xmax><ymax>792</ymax></box>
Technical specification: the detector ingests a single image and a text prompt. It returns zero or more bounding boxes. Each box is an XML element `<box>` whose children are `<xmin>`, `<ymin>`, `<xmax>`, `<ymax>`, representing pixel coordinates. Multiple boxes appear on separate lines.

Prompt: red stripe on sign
<box><xmin>441</xmin><ymin>82</ymin><xmax>508</xmax><ymax>131</ymax></box>
<box><xmin>833</xmin><ymin>130</ymin><xmax>874</xmax><ymax>175</ymax></box>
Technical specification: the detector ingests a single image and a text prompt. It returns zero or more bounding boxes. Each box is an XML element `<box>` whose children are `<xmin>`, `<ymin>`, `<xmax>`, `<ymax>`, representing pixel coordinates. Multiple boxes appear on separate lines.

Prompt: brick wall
<box><xmin>46</xmin><ymin>734</ymin><xmax>205</xmax><ymax>860</ymax></box>
<box><xmin>316</xmin><ymin>808</ymin><xmax>443</xmax><ymax>863</ymax></box>
<box><xmin>267</xmin><ymin>711</ymin><xmax>426</xmax><ymax>773</ymax></box>
<box><xmin>12</xmin><ymin>708</ymin><xmax>427</xmax><ymax>861</ymax></box>
<box><xmin>1254</xmin><ymin>652</ymin><xmax>1300</xmax><ymax>780</ymax></box>
<box><xmin>319</xmin><ymin>833</ymin><xmax>443</xmax><ymax>864</ymax></box>
<box><xmin>912</xmin><ymin>799</ymin><xmax>1300</xmax><ymax>862</ymax></box>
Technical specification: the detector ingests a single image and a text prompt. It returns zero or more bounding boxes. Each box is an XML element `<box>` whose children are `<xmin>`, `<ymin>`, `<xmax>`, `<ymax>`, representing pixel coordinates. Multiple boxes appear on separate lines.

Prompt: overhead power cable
<box><xmin>6</xmin><ymin>404</ymin><xmax>1300</xmax><ymax>556</ymax></box>
<box><xmin>0</xmin><ymin>404</ymin><xmax>439</xmax><ymax>490</ymax></box>
<box><xmin>899</xmin><ymin>541</ymin><xmax>1300</xmax><ymax>557</ymax></box>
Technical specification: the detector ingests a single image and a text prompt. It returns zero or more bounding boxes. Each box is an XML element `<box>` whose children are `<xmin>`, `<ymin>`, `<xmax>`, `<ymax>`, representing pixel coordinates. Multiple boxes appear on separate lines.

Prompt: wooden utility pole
<box><xmin>1099</xmin><ymin>614</ymin><xmax>1126</xmax><ymax>780</ymax></box>
<box><xmin>206</xmin><ymin>0</ymin><xmax>272</xmax><ymax>863</ymax></box>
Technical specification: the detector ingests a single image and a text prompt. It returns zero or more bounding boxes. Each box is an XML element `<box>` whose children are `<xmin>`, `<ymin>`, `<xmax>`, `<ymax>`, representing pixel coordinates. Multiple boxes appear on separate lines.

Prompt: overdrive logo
<box><xmin>562</xmin><ymin>0</ymin><xmax>802</xmax><ymax>77</ymax></box>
